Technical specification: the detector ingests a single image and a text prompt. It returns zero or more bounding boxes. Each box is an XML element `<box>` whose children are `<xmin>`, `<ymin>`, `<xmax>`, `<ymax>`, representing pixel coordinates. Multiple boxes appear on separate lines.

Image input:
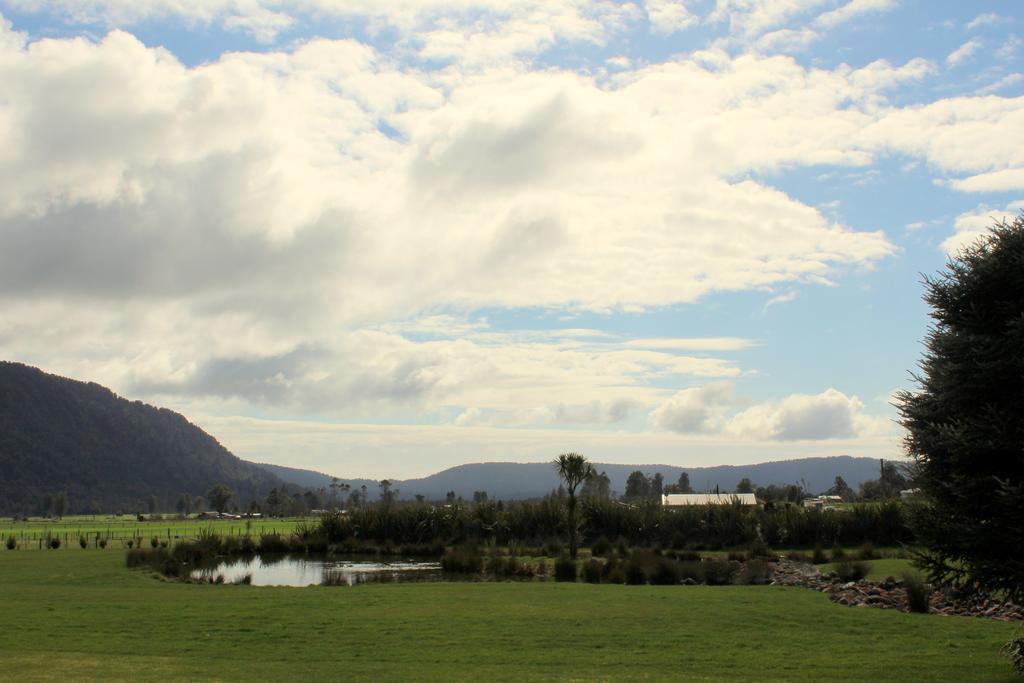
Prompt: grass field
<box><xmin>1</xmin><ymin>550</ymin><xmax>1018</xmax><ymax>681</ymax></box>
<box><xmin>0</xmin><ymin>515</ymin><xmax>308</xmax><ymax>547</ymax></box>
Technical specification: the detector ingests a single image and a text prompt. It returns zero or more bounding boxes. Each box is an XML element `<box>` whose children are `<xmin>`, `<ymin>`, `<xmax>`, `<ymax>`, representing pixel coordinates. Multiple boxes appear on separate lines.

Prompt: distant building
<box><xmin>661</xmin><ymin>493</ymin><xmax>758</xmax><ymax>507</ymax></box>
<box><xmin>900</xmin><ymin>488</ymin><xmax>922</xmax><ymax>500</ymax></box>
<box><xmin>802</xmin><ymin>495</ymin><xmax>843</xmax><ymax>509</ymax></box>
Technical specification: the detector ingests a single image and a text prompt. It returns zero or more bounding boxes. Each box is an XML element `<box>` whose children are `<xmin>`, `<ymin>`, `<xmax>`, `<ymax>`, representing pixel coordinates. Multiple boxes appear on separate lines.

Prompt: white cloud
<box><xmin>976</xmin><ymin>73</ymin><xmax>1024</xmax><ymax>96</ymax></box>
<box><xmin>762</xmin><ymin>289</ymin><xmax>799</xmax><ymax>312</ymax></box>
<box><xmin>998</xmin><ymin>35</ymin><xmax>1022</xmax><ymax>61</ymax></box>
<box><xmin>645</xmin><ymin>0</ymin><xmax>698</xmax><ymax>35</ymax></box>
<box><xmin>727</xmin><ymin>388</ymin><xmax>884</xmax><ymax>440</ymax></box>
<box><xmin>813</xmin><ymin>0</ymin><xmax>894</xmax><ymax>30</ymax></box>
<box><xmin>946</xmin><ymin>39</ymin><xmax>981</xmax><ymax>67</ymax></box>
<box><xmin>650</xmin><ymin>382</ymin><xmax>738</xmax><ymax>434</ymax></box>
<box><xmin>709</xmin><ymin>0</ymin><xmax>829</xmax><ymax>40</ymax></box>
<box><xmin>942</xmin><ymin>201</ymin><xmax>1024</xmax><ymax>255</ymax></box>
<box><xmin>4</xmin><ymin>14</ymin><xmax>1022</xmax><ymax>451</ymax></box>
<box><xmin>967</xmin><ymin>14</ymin><xmax>1010</xmax><ymax>31</ymax></box>
<box><xmin>624</xmin><ymin>337</ymin><xmax>756</xmax><ymax>351</ymax></box>
<box><xmin>947</xmin><ymin>168</ymin><xmax>1024</xmax><ymax>193</ymax></box>
<box><xmin>651</xmin><ymin>384</ymin><xmax>889</xmax><ymax>441</ymax></box>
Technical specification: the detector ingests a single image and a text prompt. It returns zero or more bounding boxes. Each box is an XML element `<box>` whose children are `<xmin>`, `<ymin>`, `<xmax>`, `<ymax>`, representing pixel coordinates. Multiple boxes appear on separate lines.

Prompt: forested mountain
<box><xmin>0</xmin><ymin>361</ymin><xmax>282</xmax><ymax>514</ymax></box>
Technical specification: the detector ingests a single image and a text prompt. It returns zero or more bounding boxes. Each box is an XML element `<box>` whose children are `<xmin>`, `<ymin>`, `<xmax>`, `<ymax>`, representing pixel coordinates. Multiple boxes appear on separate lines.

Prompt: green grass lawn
<box><xmin>0</xmin><ymin>550</ymin><xmax>1018</xmax><ymax>681</ymax></box>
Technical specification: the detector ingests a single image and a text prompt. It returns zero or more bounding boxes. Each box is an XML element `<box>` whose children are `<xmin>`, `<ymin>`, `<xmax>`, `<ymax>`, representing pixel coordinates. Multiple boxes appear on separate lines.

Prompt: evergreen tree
<box><xmin>897</xmin><ymin>215</ymin><xmax>1024</xmax><ymax>600</ymax></box>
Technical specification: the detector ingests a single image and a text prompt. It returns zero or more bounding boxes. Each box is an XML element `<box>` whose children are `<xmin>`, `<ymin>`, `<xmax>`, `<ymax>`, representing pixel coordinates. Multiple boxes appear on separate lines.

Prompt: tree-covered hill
<box><xmin>0</xmin><ymin>361</ymin><xmax>282</xmax><ymax>514</ymax></box>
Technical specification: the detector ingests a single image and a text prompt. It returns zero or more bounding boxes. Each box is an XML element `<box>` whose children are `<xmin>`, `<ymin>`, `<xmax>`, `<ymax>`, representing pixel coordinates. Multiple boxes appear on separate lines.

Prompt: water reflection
<box><xmin>191</xmin><ymin>555</ymin><xmax>443</xmax><ymax>586</ymax></box>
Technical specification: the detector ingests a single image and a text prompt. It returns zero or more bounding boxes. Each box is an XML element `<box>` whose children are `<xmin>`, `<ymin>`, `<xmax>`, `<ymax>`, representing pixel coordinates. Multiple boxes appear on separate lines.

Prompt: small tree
<box><xmin>207</xmin><ymin>484</ymin><xmax>233</xmax><ymax>514</ymax></box>
<box><xmin>554</xmin><ymin>453</ymin><xmax>595</xmax><ymax>560</ymax></box>
<box><xmin>735</xmin><ymin>478</ymin><xmax>754</xmax><ymax>494</ymax></box>
<box><xmin>897</xmin><ymin>215</ymin><xmax>1024</xmax><ymax>600</ymax></box>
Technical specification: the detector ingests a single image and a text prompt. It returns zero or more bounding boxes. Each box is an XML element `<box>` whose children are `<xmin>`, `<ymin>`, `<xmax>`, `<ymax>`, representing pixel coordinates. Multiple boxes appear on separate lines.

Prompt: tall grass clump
<box><xmin>583</xmin><ymin>559</ymin><xmax>602</xmax><ymax>584</ymax></box>
<box><xmin>835</xmin><ymin>560</ymin><xmax>869</xmax><ymax>582</ymax></box>
<box><xmin>441</xmin><ymin>546</ymin><xmax>483</xmax><ymax>574</ymax></box>
<box><xmin>5</xmin><ymin>536</ymin><xmax>15</xmax><ymax>550</ymax></box>
<box><xmin>258</xmin><ymin>533</ymin><xmax>290</xmax><ymax>555</ymax></box>
<box><xmin>554</xmin><ymin>555</ymin><xmax>577</xmax><ymax>582</ymax></box>
<box><xmin>48</xmin><ymin>537</ymin><xmax>61</xmax><ymax>550</ymax></box>
<box><xmin>737</xmin><ymin>559</ymin><xmax>772</xmax><ymax>585</ymax></box>
<box><xmin>649</xmin><ymin>558</ymin><xmax>681</xmax><ymax>586</ymax></box>
<box><xmin>79</xmin><ymin>535</ymin><xmax>88</xmax><ymax>549</ymax></box>
<box><xmin>1003</xmin><ymin>634</ymin><xmax>1024</xmax><ymax>676</ymax></box>
<box><xmin>902</xmin><ymin>572</ymin><xmax>932</xmax><ymax>613</ymax></box>
<box><xmin>702</xmin><ymin>560</ymin><xmax>740</xmax><ymax>586</ymax></box>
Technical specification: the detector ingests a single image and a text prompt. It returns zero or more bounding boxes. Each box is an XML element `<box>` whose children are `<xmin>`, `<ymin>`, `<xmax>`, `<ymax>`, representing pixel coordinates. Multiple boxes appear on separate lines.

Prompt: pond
<box><xmin>191</xmin><ymin>555</ymin><xmax>444</xmax><ymax>586</ymax></box>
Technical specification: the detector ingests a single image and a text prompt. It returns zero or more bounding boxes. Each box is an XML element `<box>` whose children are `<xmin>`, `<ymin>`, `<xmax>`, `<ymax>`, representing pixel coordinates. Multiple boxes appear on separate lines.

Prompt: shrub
<box><xmin>607</xmin><ymin>567</ymin><xmax>627</xmax><ymax>584</ymax></box>
<box><xmin>858</xmin><ymin>542</ymin><xmax>877</xmax><ymax>560</ymax></box>
<box><xmin>5</xmin><ymin>536</ymin><xmax>15</xmax><ymax>550</ymax></box>
<box><xmin>125</xmin><ymin>540</ymin><xmax>134</xmax><ymax>549</ymax></box>
<box><xmin>678</xmin><ymin>561</ymin><xmax>703</xmax><ymax>584</ymax></box>
<box><xmin>544</xmin><ymin>539</ymin><xmax>564</xmax><ymax>558</ymax></box>
<box><xmin>835</xmin><ymin>560</ymin><xmax>869</xmax><ymax>582</ymax></box>
<box><xmin>48</xmin><ymin>538</ymin><xmax>61</xmax><ymax>550</ymax></box>
<box><xmin>737</xmin><ymin>559</ymin><xmax>771</xmax><ymax>585</ymax></box>
<box><xmin>673</xmin><ymin>550</ymin><xmax>702</xmax><ymax>563</ymax></box>
<box><xmin>902</xmin><ymin>572</ymin><xmax>932</xmax><ymax>613</ymax></box>
<box><xmin>79</xmin><ymin>536</ymin><xmax>87</xmax><ymax>549</ymax></box>
<box><xmin>785</xmin><ymin>551</ymin><xmax>810</xmax><ymax>563</ymax></box>
<box><xmin>830</xmin><ymin>546</ymin><xmax>847</xmax><ymax>562</ymax></box>
<box><xmin>591</xmin><ymin>537</ymin><xmax>612</xmax><ymax>557</ymax></box>
<box><xmin>150</xmin><ymin>536</ymin><xmax>159</xmax><ymax>549</ymax></box>
<box><xmin>650</xmin><ymin>559</ymin><xmax>681</xmax><ymax>586</ymax></box>
<box><xmin>624</xmin><ymin>559</ymin><xmax>646</xmax><ymax>585</ymax></box>
<box><xmin>703</xmin><ymin>560</ymin><xmax>739</xmax><ymax>586</ymax></box>
<box><xmin>1003</xmin><ymin>635</ymin><xmax>1024</xmax><ymax>676</ymax></box>
<box><xmin>554</xmin><ymin>555</ymin><xmax>577</xmax><ymax>582</ymax></box>
<box><xmin>811</xmin><ymin>545</ymin><xmax>828</xmax><ymax>564</ymax></box>
<box><xmin>258</xmin><ymin>533</ymin><xmax>290</xmax><ymax>555</ymax></box>
<box><xmin>98</xmin><ymin>539</ymin><xmax>107</xmax><ymax>549</ymax></box>
<box><xmin>233</xmin><ymin>573</ymin><xmax>253</xmax><ymax>585</ymax></box>
<box><xmin>727</xmin><ymin>551</ymin><xmax>746</xmax><ymax>562</ymax></box>
<box><xmin>746</xmin><ymin>541</ymin><xmax>774</xmax><ymax>561</ymax></box>
<box><xmin>441</xmin><ymin>546</ymin><xmax>483</xmax><ymax>574</ymax></box>
<box><xmin>583</xmin><ymin>559</ymin><xmax>602</xmax><ymax>584</ymax></box>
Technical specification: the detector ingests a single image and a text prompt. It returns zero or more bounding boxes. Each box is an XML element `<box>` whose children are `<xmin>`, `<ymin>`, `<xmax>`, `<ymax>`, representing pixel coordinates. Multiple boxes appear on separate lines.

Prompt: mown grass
<box><xmin>0</xmin><ymin>550</ymin><xmax>1018</xmax><ymax>681</ymax></box>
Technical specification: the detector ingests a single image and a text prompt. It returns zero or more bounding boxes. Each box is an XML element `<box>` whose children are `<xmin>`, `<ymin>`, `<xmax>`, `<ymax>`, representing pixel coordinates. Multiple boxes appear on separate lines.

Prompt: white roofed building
<box><xmin>661</xmin><ymin>493</ymin><xmax>758</xmax><ymax>507</ymax></box>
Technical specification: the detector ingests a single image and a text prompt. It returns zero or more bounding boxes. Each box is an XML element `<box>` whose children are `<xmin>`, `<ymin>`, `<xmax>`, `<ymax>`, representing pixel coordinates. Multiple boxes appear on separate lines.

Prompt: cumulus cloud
<box><xmin>728</xmin><ymin>388</ymin><xmax>874</xmax><ymax>440</ymax></box>
<box><xmin>1</xmin><ymin>8</ymin><xmax>1019</xmax><ymax>448</ymax></box>
<box><xmin>645</xmin><ymin>0</ymin><xmax>698</xmax><ymax>35</ymax></box>
<box><xmin>651</xmin><ymin>384</ymin><xmax>886</xmax><ymax>440</ymax></box>
<box><xmin>650</xmin><ymin>382</ymin><xmax>738</xmax><ymax>434</ymax></box>
<box><xmin>947</xmin><ymin>168</ymin><xmax>1024</xmax><ymax>193</ymax></box>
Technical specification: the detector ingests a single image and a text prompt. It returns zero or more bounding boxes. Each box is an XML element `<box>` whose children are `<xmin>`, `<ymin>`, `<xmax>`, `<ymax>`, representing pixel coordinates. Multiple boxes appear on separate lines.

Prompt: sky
<box><xmin>0</xmin><ymin>0</ymin><xmax>1022</xmax><ymax>479</ymax></box>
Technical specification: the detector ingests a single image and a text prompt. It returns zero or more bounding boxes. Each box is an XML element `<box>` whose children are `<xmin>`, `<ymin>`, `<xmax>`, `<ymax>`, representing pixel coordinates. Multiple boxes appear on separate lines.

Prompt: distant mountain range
<box><xmin>0</xmin><ymin>361</ymin><xmax>887</xmax><ymax>514</ymax></box>
<box><xmin>261</xmin><ymin>457</ymin><xmax>884</xmax><ymax>502</ymax></box>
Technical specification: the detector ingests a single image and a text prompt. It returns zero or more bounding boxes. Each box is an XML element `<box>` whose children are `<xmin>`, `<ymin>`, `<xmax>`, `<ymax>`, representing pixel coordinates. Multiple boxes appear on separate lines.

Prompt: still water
<box><xmin>191</xmin><ymin>555</ymin><xmax>443</xmax><ymax>586</ymax></box>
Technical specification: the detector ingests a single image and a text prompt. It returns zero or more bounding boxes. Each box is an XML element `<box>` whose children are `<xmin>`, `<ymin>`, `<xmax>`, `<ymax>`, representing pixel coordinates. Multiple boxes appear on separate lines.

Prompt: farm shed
<box><xmin>661</xmin><ymin>493</ymin><xmax>758</xmax><ymax>507</ymax></box>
